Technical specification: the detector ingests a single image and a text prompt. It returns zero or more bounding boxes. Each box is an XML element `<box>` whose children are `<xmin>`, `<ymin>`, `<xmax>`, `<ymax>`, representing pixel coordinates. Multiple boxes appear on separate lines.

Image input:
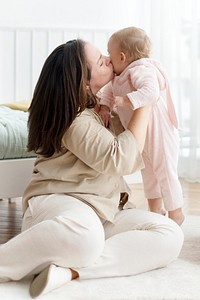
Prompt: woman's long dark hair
<box><xmin>27</xmin><ymin>39</ymin><xmax>96</xmax><ymax>157</ymax></box>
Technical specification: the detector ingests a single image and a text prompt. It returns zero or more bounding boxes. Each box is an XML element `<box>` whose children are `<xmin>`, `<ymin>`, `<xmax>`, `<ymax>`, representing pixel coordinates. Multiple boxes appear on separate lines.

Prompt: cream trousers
<box><xmin>0</xmin><ymin>194</ymin><xmax>184</xmax><ymax>281</ymax></box>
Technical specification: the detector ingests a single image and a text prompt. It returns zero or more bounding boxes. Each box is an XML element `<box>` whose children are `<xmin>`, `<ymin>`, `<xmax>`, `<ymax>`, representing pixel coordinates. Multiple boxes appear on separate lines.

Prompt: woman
<box><xmin>0</xmin><ymin>39</ymin><xmax>184</xmax><ymax>299</ymax></box>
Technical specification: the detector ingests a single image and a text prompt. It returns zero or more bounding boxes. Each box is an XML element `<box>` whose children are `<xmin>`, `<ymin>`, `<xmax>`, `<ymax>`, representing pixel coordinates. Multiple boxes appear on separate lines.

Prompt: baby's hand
<box><xmin>112</xmin><ymin>96</ymin><xmax>132</xmax><ymax>111</ymax></box>
<box><xmin>98</xmin><ymin>105</ymin><xmax>111</xmax><ymax>127</ymax></box>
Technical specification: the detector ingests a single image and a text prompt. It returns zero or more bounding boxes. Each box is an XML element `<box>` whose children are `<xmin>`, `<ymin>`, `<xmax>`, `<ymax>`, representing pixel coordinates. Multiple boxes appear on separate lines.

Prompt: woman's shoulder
<box><xmin>75</xmin><ymin>108</ymin><xmax>103</xmax><ymax>124</ymax></box>
<box><xmin>63</xmin><ymin>108</ymin><xmax>103</xmax><ymax>140</ymax></box>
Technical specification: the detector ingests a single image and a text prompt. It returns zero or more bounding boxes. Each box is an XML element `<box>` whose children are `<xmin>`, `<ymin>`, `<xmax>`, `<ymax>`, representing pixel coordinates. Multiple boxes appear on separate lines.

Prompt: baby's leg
<box><xmin>142</xmin><ymin>105</ymin><xmax>184</xmax><ymax>224</ymax></box>
<box><xmin>148</xmin><ymin>197</ymin><xmax>166</xmax><ymax>215</ymax></box>
<box><xmin>141</xmin><ymin>155</ymin><xmax>166</xmax><ymax>215</ymax></box>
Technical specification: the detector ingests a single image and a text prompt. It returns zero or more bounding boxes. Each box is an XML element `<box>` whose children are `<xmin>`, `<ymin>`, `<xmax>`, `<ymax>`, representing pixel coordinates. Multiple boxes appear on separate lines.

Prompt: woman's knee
<box><xmin>52</xmin><ymin>216</ymin><xmax>105</xmax><ymax>267</ymax></box>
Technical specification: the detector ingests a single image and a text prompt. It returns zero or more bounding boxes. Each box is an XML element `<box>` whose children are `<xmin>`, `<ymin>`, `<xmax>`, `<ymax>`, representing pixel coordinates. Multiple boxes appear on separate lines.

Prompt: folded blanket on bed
<box><xmin>2</xmin><ymin>100</ymin><xmax>31</xmax><ymax>112</ymax></box>
<box><xmin>0</xmin><ymin>106</ymin><xmax>36</xmax><ymax>159</ymax></box>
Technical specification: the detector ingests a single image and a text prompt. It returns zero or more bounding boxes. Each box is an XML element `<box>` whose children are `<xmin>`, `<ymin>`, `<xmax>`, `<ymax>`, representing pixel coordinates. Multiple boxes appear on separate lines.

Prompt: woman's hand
<box><xmin>98</xmin><ymin>105</ymin><xmax>111</xmax><ymax>128</ymax></box>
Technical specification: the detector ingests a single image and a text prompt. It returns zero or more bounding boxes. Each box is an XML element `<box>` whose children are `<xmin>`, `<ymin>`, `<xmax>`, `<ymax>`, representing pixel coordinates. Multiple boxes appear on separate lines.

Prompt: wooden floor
<box><xmin>0</xmin><ymin>178</ymin><xmax>199</xmax><ymax>244</ymax></box>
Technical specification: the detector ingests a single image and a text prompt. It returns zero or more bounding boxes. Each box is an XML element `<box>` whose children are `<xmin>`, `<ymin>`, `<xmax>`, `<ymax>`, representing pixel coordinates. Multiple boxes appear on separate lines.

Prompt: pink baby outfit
<box><xmin>101</xmin><ymin>58</ymin><xmax>183</xmax><ymax>211</ymax></box>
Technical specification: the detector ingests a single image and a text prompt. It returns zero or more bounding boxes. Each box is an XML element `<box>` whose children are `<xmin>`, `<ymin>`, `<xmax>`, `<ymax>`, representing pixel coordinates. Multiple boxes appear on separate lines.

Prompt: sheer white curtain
<box><xmin>135</xmin><ymin>0</ymin><xmax>200</xmax><ymax>182</ymax></box>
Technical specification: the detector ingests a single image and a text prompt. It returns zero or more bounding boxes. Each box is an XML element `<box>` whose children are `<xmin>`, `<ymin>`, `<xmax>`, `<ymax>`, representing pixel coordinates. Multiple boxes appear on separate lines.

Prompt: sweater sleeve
<box><xmin>63</xmin><ymin>112</ymin><xmax>143</xmax><ymax>176</ymax></box>
<box><xmin>127</xmin><ymin>65</ymin><xmax>160</xmax><ymax>109</ymax></box>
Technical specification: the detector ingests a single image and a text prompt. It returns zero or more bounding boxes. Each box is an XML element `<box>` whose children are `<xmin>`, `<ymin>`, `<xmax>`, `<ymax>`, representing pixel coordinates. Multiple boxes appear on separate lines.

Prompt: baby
<box><xmin>99</xmin><ymin>26</ymin><xmax>184</xmax><ymax>225</ymax></box>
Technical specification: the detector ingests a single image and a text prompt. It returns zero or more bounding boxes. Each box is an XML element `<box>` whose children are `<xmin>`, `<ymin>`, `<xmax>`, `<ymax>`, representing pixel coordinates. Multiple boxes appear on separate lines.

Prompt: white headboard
<box><xmin>0</xmin><ymin>27</ymin><xmax>113</xmax><ymax>104</ymax></box>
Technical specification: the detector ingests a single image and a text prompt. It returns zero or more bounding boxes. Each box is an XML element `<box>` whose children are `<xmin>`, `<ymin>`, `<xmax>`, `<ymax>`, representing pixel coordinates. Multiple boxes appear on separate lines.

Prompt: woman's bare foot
<box><xmin>168</xmin><ymin>208</ymin><xmax>185</xmax><ymax>226</ymax></box>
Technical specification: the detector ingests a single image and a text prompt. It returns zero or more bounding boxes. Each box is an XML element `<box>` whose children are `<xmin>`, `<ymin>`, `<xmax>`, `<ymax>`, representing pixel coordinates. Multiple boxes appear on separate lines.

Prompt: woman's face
<box><xmin>84</xmin><ymin>42</ymin><xmax>114</xmax><ymax>95</ymax></box>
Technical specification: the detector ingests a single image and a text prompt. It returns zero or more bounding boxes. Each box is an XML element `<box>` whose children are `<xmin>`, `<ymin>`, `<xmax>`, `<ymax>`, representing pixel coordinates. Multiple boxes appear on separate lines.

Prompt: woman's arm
<box><xmin>127</xmin><ymin>105</ymin><xmax>151</xmax><ymax>153</ymax></box>
<box><xmin>63</xmin><ymin>111</ymin><xmax>143</xmax><ymax>176</ymax></box>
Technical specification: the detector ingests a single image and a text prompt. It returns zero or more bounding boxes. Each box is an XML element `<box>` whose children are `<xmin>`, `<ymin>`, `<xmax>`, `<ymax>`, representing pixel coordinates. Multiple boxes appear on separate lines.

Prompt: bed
<box><xmin>0</xmin><ymin>102</ymin><xmax>36</xmax><ymax>199</ymax></box>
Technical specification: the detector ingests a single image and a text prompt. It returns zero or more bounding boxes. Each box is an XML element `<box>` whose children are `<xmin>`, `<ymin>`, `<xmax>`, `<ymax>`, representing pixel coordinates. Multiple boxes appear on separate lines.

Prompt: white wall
<box><xmin>0</xmin><ymin>0</ymin><xmax>153</xmax><ymax>50</ymax></box>
<box><xmin>0</xmin><ymin>0</ymin><xmax>149</xmax><ymax>31</ymax></box>
<box><xmin>0</xmin><ymin>0</ymin><xmax>154</xmax><ymax>103</ymax></box>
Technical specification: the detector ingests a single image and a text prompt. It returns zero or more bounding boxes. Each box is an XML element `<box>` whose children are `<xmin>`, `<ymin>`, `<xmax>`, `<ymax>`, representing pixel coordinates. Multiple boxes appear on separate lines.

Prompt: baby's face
<box><xmin>107</xmin><ymin>38</ymin><xmax>125</xmax><ymax>75</ymax></box>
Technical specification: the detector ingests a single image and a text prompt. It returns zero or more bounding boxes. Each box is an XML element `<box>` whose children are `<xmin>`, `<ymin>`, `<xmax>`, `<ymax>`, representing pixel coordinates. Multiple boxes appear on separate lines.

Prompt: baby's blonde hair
<box><xmin>110</xmin><ymin>26</ymin><xmax>151</xmax><ymax>62</ymax></box>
